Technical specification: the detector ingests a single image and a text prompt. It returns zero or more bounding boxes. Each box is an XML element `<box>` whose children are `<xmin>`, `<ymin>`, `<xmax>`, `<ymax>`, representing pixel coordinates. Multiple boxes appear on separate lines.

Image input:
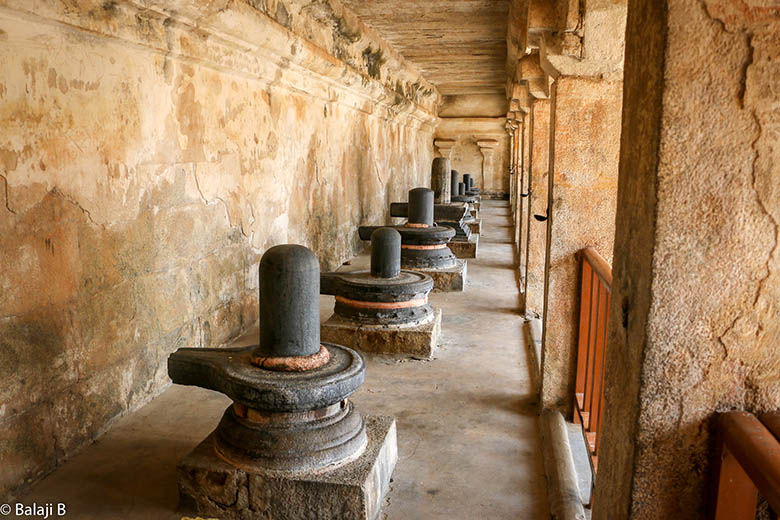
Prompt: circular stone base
<box><xmin>214</xmin><ymin>400</ymin><xmax>367</xmax><ymax>474</ymax></box>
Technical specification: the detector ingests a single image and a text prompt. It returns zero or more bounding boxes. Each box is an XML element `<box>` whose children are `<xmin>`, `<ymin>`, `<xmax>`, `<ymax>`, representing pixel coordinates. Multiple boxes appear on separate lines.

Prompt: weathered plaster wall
<box><xmin>594</xmin><ymin>0</ymin><xmax>780</xmax><ymax>518</ymax></box>
<box><xmin>435</xmin><ymin>117</ymin><xmax>510</xmax><ymax>197</ymax></box>
<box><xmin>0</xmin><ymin>0</ymin><xmax>437</xmax><ymax>500</ymax></box>
<box><xmin>524</xmin><ymin>99</ymin><xmax>550</xmax><ymax>315</ymax></box>
<box><xmin>539</xmin><ymin>77</ymin><xmax>622</xmax><ymax>411</ymax></box>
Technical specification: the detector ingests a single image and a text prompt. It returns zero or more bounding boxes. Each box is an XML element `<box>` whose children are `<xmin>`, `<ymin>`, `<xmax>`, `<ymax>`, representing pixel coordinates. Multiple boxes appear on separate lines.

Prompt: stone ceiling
<box><xmin>342</xmin><ymin>0</ymin><xmax>510</xmax><ymax>96</ymax></box>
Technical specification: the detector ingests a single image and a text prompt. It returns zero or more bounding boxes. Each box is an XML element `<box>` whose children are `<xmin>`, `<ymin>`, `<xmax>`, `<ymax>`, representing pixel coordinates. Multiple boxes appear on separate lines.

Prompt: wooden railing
<box><xmin>573</xmin><ymin>247</ymin><xmax>612</xmax><ymax>477</ymax></box>
<box><xmin>710</xmin><ymin>411</ymin><xmax>780</xmax><ymax>520</ymax></box>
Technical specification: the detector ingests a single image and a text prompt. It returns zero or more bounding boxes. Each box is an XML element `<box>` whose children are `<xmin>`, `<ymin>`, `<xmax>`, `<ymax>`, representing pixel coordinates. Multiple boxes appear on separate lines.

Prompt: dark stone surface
<box><xmin>458</xmin><ymin>181</ymin><xmax>466</xmax><ymax>195</ymax></box>
<box><xmin>408</xmin><ymin>187</ymin><xmax>434</xmax><ymax>226</ymax></box>
<box><xmin>214</xmin><ymin>400</ymin><xmax>367</xmax><ymax>472</ymax></box>
<box><xmin>256</xmin><ymin>244</ymin><xmax>320</xmax><ymax>359</ymax></box>
<box><xmin>357</xmin><ymin>188</ymin><xmax>456</xmax><ymax>270</ymax></box>
<box><xmin>431</xmin><ymin>158</ymin><xmax>451</xmax><ymax>204</ymax></box>
<box><xmin>451</xmin><ymin>169</ymin><xmax>460</xmax><ymax>199</ymax></box>
<box><xmin>370</xmin><ymin>227</ymin><xmax>401</xmax><ymax>279</ymax></box>
<box><xmin>168</xmin><ymin>343</ymin><xmax>365</xmax><ymax>413</ymax></box>
<box><xmin>321</xmin><ymin>227</ymin><xmax>435</xmax><ymax>325</ymax></box>
<box><xmin>390</xmin><ymin>202</ymin><xmax>472</xmax><ymax>241</ymax></box>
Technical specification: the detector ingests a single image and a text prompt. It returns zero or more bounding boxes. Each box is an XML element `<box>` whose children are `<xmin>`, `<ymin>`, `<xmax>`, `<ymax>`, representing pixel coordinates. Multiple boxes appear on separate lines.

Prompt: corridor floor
<box><xmin>18</xmin><ymin>200</ymin><xmax>549</xmax><ymax>519</ymax></box>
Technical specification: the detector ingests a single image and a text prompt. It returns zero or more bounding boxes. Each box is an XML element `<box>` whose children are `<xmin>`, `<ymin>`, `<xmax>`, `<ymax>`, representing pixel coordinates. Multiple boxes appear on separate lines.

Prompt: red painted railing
<box><xmin>709</xmin><ymin>411</ymin><xmax>780</xmax><ymax>519</ymax></box>
<box><xmin>573</xmin><ymin>247</ymin><xmax>612</xmax><ymax>477</ymax></box>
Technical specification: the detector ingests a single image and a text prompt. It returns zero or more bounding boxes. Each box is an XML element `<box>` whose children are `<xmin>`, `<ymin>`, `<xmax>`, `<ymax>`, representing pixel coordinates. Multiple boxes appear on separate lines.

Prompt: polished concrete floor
<box><xmin>18</xmin><ymin>200</ymin><xmax>549</xmax><ymax>519</ymax></box>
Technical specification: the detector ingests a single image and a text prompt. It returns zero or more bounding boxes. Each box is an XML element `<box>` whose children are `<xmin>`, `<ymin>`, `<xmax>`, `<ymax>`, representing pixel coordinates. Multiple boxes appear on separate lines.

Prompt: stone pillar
<box><xmin>518</xmin><ymin>112</ymin><xmax>532</xmax><ymax>308</ymax></box>
<box><xmin>538</xmin><ymin>76</ymin><xmax>623</xmax><ymax>413</ymax></box>
<box><xmin>431</xmin><ymin>157</ymin><xmax>451</xmax><ymax>204</ymax></box>
<box><xmin>506</xmin><ymin>122</ymin><xmax>517</xmax><ymax>210</ymax></box>
<box><xmin>523</xmin><ymin>100</ymin><xmax>550</xmax><ymax>317</ymax></box>
<box><xmin>476</xmin><ymin>139</ymin><xmax>499</xmax><ymax>193</ymax></box>
<box><xmin>433</xmin><ymin>138</ymin><xmax>456</xmax><ymax>161</ymax></box>
<box><xmin>509</xmin><ymin>118</ymin><xmax>523</xmax><ymax>249</ymax></box>
<box><xmin>593</xmin><ymin>1</ymin><xmax>780</xmax><ymax>518</ymax></box>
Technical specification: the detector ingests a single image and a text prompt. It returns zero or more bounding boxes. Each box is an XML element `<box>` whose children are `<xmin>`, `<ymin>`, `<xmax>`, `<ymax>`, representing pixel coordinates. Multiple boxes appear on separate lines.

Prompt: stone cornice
<box><xmin>0</xmin><ymin>0</ymin><xmax>440</xmax><ymax>131</ymax></box>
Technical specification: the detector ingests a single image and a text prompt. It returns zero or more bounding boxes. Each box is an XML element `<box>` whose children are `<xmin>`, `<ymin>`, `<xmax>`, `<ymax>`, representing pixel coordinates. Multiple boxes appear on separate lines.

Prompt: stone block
<box><xmin>321</xmin><ymin>309</ymin><xmax>442</xmax><ymax>360</ymax></box>
<box><xmin>410</xmin><ymin>259</ymin><xmax>467</xmax><ymax>292</ymax></box>
<box><xmin>467</xmin><ymin>218</ymin><xmax>482</xmax><ymax>234</ymax></box>
<box><xmin>177</xmin><ymin>416</ymin><xmax>397</xmax><ymax>520</ymax></box>
<box><xmin>448</xmin><ymin>234</ymin><xmax>479</xmax><ymax>259</ymax></box>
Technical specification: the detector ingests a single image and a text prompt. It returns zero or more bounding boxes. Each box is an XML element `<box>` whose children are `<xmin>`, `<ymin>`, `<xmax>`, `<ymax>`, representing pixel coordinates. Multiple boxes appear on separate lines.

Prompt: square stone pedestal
<box><xmin>448</xmin><ymin>234</ymin><xmax>479</xmax><ymax>259</ymax></box>
<box><xmin>411</xmin><ymin>259</ymin><xmax>467</xmax><ymax>292</ymax></box>
<box><xmin>321</xmin><ymin>309</ymin><xmax>442</xmax><ymax>360</ymax></box>
<box><xmin>467</xmin><ymin>218</ymin><xmax>482</xmax><ymax>234</ymax></box>
<box><xmin>178</xmin><ymin>416</ymin><xmax>397</xmax><ymax>520</ymax></box>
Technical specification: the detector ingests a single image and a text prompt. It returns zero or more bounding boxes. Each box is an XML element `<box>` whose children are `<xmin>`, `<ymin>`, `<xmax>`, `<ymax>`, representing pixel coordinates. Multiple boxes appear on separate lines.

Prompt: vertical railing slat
<box><xmin>573</xmin><ymin>247</ymin><xmax>612</xmax><ymax>478</ymax></box>
<box><xmin>583</xmin><ymin>270</ymin><xmax>600</xmax><ymax>428</ymax></box>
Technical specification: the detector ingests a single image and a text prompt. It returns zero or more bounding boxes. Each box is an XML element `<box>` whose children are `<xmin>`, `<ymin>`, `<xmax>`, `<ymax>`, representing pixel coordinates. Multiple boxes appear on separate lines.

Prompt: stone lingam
<box><xmin>320</xmin><ymin>227</ymin><xmax>442</xmax><ymax>359</ymax></box>
<box><xmin>463</xmin><ymin>173</ymin><xmax>480</xmax><ymax>196</ymax></box>
<box><xmin>358</xmin><ymin>187</ymin><xmax>467</xmax><ymax>292</ymax></box>
<box><xmin>169</xmin><ymin>244</ymin><xmax>397</xmax><ymax>520</ymax></box>
<box><xmin>451</xmin><ymin>170</ymin><xmax>481</xmax><ymax>234</ymax></box>
<box><xmin>388</xmin><ymin>199</ymin><xmax>479</xmax><ymax>259</ymax></box>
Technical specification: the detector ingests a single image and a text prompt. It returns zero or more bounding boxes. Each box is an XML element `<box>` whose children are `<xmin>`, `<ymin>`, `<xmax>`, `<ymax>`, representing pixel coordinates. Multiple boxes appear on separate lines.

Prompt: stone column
<box><xmin>433</xmin><ymin>139</ymin><xmax>456</xmax><ymax>161</ymax></box>
<box><xmin>538</xmin><ymin>75</ymin><xmax>623</xmax><ymax>413</ymax></box>
<box><xmin>506</xmin><ymin>125</ymin><xmax>515</xmax><ymax>210</ymax></box>
<box><xmin>518</xmin><ymin>112</ymin><xmax>532</xmax><ymax>310</ymax></box>
<box><xmin>593</xmin><ymin>1</ymin><xmax>780</xmax><ymax>518</ymax></box>
<box><xmin>476</xmin><ymin>139</ymin><xmax>499</xmax><ymax>194</ymax></box>
<box><xmin>524</xmin><ymin>100</ymin><xmax>550</xmax><ymax>317</ymax></box>
<box><xmin>430</xmin><ymin>157</ymin><xmax>451</xmax><ymax>204</ymax></box>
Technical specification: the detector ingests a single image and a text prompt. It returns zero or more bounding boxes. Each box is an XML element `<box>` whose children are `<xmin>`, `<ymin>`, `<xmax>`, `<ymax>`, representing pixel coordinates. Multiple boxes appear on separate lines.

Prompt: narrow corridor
<box><xmin>17</xmin><ymin>201</ymin><xmax>548</xmax><ymax>519</ymax></box>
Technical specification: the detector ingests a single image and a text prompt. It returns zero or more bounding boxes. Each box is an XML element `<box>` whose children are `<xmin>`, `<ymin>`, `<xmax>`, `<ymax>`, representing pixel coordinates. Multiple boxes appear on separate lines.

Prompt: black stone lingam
<box><xmin>168</xmin><ymin>245</ymin><xmax>367</xmax><ymax>473</ymax></box>
<box><xmin>389</xmin><ymin>201</ymin><xmax>472</xmax><ymax>240</ymax></box>
<box><xmin>358</xmin><ymin>188</ymin><xmax>456</xmax><ymax>270</ymax></box>
<box><xmin>452</xmin><ymin>180</ymin><xmax>478</xmax><ymax>204</ymax></box>
<box><xmin>462</xmin><ymin>173</ymin><xmax>480</xmax><ymax>196</ymax></box>
<box><xmin>321</xmin><ymin>228</ymin><xmax>434</xmax><ymax>326</ymax></box>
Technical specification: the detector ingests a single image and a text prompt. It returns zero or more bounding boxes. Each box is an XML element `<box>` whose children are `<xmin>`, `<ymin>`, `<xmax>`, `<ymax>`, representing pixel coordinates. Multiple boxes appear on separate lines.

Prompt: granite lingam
<box><xmin>168</xmin><ymin>244</ymin><xmax>397</xmax><ymax>520</ymax></box>
<box><xmin>358</xmin><ymin>187</ymin><xmax>467</xmax><ymax>291</ymax></box>
<box><xmin>320</xmin><ymin>227</ymin><xmax>442</xmax><ymax>359</ymax></box>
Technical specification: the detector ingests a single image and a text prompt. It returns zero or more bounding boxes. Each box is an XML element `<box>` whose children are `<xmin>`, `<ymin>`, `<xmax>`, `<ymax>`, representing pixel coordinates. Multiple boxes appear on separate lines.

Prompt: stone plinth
<box><xmin>467</xmin><ymin>219</ymin><xmax>482</xmax><ymax>234</ymax></box>
<box><xmin>410</xmin><ymin>259</ymin><xmax>467</xmax><ymax>292</ymax></box>
<box><xmin>448</xmin><ymin>234</ymin><xmax>479</xmax><ymax>259</ymax></box>
<box><xmin>178</xmin><ymin>416</ymin><xmax>397</xmax><ymax>520</ymax></box>
<box><xmin>321</xmin><ymin>309</ymin><xmax>442</xmax><ymax>360</ymax></box>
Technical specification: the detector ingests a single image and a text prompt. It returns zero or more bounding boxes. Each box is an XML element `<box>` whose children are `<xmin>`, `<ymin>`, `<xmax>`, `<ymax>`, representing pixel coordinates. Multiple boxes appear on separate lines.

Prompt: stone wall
<box><xmin>0</xmin><ymin>0</ymin><xmax>437</xmax><ymax>500</ymax></box>
<box><xmin>434</xmin><ymin>118</ymin><xmax>510</xmax><ymax>198</ymax></box>
<box><xmin>594</xmin><ymin>0</ymin><xmax>780</xmax><ymax>517</ymax></box>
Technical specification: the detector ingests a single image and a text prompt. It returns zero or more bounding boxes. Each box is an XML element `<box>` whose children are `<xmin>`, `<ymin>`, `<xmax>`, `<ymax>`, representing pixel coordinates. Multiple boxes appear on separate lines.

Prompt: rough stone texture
<box><xmin>412</xmin><ymin>260</ymin><xmax>468</xmax><ymax>293</ymax></box>
<box><xmin>539</xmin><ymin>76</ymin><xmax>623</xmax><ymax>411</ymax></box>
<box><xmin>448</xmin><ymin>234</ymin><xmax>480</xmax><ymax>259</ymax></box>
<box><xmin>178</xmin><ymin>416</ymin><xmax>397</xmax><ymax>520</ymax></box>
<box><xmin>593</xmin><ymin>1</ymin><xmax>780</xmax><ymax>518</ymax></box>
<box><xmin>321</xmin><ymin>309</ymin><xmax>442</xmax><ymax>360</ymax></box>
<box><xmin>341</xmin><ymin>1</ymin><xmax>509</xmax><ymax>95</ymax></box>
<box><xmin>439</xmin><ymin>94</ymin><xmax>509</xmax><ymax>118</ymax></box>
<box><xmin>524</xmin><ymin>99</ymin><xmax>550</xmax><ymax>316</ymax></box>
<box><xmin>517</xmin><ymin>114</ymin><xmax>532</xmax><ymax>306</ymax></box>
<box><xmin>0</xmin><ymin>0</ymin><xmax>437</xmax><ymax>500</ymax></box>
<box><xmin>467</xmin><ymin>219</ymin><xmax>483</xmax><ymax>234</ymax></box>
<box><xmin>435</xmin><ymin>118</ymin><xmax>511</xmax><ymax>198</ymax></box>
